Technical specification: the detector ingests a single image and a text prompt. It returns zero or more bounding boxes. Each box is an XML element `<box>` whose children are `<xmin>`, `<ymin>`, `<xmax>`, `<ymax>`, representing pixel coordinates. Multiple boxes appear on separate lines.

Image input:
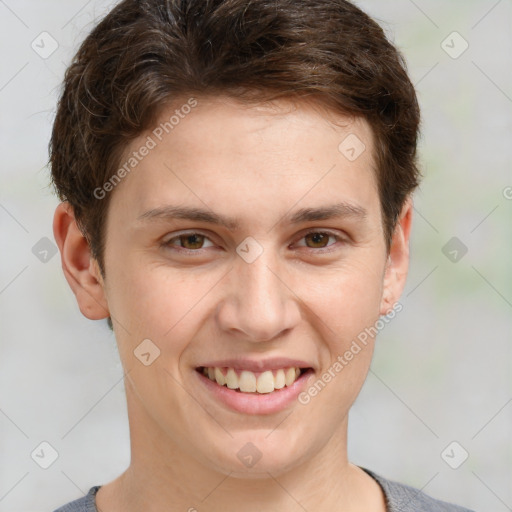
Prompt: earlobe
<box><xmin>379</xmin><ymin>197</ymin><xmax>413</xmax><ymax>316</ymax></box>
<box><xmin>53</xmin><ymin>202</ymin><xmax>110</xmax><ymax>320</ymax></box>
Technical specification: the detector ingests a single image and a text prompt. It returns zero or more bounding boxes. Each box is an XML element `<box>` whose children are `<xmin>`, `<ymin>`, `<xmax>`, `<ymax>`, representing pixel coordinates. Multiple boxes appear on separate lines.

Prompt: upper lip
<box><xmin>197</xmin><ymin>358</ymin><xmax>314</xmax><ymax>372</ymax></box>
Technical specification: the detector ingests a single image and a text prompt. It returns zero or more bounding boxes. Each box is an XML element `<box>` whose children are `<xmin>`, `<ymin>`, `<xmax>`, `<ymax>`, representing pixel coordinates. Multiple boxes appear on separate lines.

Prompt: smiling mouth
<box><xmin>196</xmin><ymin>366</ymin><xmax>312</xmax><ymax>394</ymax></box>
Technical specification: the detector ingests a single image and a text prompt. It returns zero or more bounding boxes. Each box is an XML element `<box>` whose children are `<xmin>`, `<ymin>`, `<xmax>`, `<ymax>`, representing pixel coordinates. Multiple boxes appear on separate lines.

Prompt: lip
<box><xmin>195</xmin><ymin>367</ymin><xmax>314</xmax><ymax>415</ymax></box>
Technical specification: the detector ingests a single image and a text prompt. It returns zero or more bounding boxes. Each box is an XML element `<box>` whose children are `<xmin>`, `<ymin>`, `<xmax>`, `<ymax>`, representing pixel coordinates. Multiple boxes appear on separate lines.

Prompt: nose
<box><xmin>215</xmin><ymin>249</ymin><xmax>301</xmax><ymax>342</ymax></box>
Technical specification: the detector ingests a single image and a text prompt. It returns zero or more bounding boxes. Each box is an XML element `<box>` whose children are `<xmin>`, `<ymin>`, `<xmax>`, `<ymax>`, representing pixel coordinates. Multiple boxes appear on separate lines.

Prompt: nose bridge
<box><xmin>217</xmin><ymin>243</ymin><xmax>300</xmax><ymax>342</ymax></box>
<box><xmin>241</xmin><ymin>251</ymin><xmax>280</xmax><ymax>306</ymax></box>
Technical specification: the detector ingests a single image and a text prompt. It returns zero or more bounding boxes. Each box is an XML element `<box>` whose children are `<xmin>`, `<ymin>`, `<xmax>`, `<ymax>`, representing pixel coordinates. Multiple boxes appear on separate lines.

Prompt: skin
<box><xmin>53</xmin><ymin>96</ymin><xmax>412</xmax><ymax>512</ymax></box>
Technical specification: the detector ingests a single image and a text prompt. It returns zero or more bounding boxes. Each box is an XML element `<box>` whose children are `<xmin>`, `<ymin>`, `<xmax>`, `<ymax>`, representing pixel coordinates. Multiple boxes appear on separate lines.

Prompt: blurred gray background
<box><xmin>0</xmin><ymin>1</ymin><xmax>511</xmax><ymax>510</ymax></box>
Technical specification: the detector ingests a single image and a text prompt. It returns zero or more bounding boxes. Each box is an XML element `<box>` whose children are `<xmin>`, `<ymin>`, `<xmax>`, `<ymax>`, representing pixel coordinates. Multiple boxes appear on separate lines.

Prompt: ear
<box><xmin>53</xmin><ymin>202</ymin><xmax>110</xmax><ymax>320</ymax></box>
<box><xmin>379</xmin><ymin>196</ymin><xmax>413</xmax><ymax>316</ymax></box>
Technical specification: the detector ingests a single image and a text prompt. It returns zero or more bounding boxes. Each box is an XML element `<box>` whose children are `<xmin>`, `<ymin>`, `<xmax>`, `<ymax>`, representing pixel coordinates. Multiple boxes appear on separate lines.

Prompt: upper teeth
<box><xmin>202</xmin><ymin>367</ymin><xmax>302</xmax><ymax>393</ymax></box>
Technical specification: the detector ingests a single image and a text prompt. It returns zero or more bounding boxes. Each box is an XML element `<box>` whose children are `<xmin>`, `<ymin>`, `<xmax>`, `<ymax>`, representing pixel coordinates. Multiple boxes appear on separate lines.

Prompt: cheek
<box><xmin>303</xmin><ymin>258</ymin><xmax>385</xmax><ymax>339</ymax></box>
<box><xmin>298</xmin><ymin>275</ymin><xmax>379</xmax><ymax>427</ymax></box>
<box><xmin>107</xmin><ymin>267</ymin><xmax>217</xmax><ymax>431</ymax></box>
<box><xmin>109</xmin><ymin>260</ymin><xmax>181</xmax><ymax>330</ymax></box>
<box><xmin>108</xmin><ymin>263</ymin><xmax>225</xmax><ymax>363</ymax></box>
<box><xmin>297</xmin><ymin>260</ymin><xmax>384</xmax><ymax>404</ymax></box>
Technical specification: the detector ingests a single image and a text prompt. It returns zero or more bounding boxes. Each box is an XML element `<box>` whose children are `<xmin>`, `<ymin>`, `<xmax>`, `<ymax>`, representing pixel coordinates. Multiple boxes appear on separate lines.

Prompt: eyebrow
<box><xmin>136</xmin><ymin>202</ymin><xmax>367</xmax><ymax>230</ymax></box>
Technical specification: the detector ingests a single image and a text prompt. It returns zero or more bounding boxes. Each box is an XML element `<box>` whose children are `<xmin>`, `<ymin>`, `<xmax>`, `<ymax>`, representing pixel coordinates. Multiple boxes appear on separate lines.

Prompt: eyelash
<box><xmin>161</xmin><ymin>229</ymin><xmax>346</xmax><ymax>255</ymax></box>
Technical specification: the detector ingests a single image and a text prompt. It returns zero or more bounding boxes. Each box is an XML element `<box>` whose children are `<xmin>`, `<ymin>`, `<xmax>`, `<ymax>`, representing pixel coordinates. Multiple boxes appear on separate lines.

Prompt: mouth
<box><xmin>196</xmin><ymin>366</ymin><xmax>312</xmax><ymax>394</ymax></box>
<box><xmin>194</xmin><ymin>362</ymin><xmax>314</xmax><ymax>416</ymax></box>
<box><xmin>193</xmin><ymin>358</ymin><xmax>315</xmax><ymax>414</ymax></box>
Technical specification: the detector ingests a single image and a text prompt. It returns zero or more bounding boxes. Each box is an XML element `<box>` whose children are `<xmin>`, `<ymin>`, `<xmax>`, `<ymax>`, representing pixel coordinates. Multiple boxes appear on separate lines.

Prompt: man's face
<box><xmin>95</xmin><ymin>96</ymin><xmax>407</xmax><ymax>476</ymax></box>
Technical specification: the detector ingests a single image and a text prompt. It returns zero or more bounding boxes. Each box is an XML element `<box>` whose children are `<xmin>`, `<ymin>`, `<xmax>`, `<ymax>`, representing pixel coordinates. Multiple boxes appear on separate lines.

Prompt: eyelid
<box><xmin>162</xmin><ymin>230</ymin><xmax>216</xmax><ymax>249</ymax></box>
<box><xmin>293</xmin><ymin>228</ymin><xmax>346</xmax><ymax>250</ymax></box>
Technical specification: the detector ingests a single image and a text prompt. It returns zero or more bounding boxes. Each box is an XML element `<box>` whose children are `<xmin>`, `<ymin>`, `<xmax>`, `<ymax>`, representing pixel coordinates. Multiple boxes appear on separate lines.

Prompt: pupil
<box><xmin>183</xmin><ymin>234</ymin><xmax>203</xmax><ymax>249</ymax></box>
<box><xmin>308</xmin><ymin>233</ymin><xmax>327</xmax><ymax>247</ymax></box>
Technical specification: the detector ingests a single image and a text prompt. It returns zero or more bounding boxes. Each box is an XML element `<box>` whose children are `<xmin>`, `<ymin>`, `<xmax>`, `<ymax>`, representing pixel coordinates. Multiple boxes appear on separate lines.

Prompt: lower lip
<box><xmin>195</xmin><ymin>369</ymin><xmax>314</xmax><ymax>415</ymax></box>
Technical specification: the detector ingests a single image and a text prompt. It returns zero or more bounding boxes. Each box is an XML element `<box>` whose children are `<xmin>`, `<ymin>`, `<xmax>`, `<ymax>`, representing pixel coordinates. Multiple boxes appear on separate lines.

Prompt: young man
<box><xmin>50</xmin><ymin>0</ymin><xmax>474</xmax><ymax>510</ymax></box>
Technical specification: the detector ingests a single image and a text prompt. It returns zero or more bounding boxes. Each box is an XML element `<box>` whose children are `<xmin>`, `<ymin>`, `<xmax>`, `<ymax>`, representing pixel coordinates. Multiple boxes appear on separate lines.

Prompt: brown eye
<box><xmin>303</xmin><ymin>232</ymin><xmax>333</xmax><ymax>249</ymax></box>
<box><xmin>164</xmin><ymin>232</ymin><xmax>214</xmax><ymax>251</ymax></box>
<box><xmin>178</xmin><ymin>233</ymin><xmax>205</xmax><ymax>249</ymax></box>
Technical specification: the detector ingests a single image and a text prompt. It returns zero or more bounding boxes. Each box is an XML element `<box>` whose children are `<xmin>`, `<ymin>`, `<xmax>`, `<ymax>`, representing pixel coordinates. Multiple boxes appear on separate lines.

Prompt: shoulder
<box><xmin>53</xmin><ymin>486</ymin><xmax>101</xmax><ymax>512</ymax></box>
<box><xmin>362</xmin><ymin>468</ymin><xmax>476</xmax><ymax>512</ymax></box>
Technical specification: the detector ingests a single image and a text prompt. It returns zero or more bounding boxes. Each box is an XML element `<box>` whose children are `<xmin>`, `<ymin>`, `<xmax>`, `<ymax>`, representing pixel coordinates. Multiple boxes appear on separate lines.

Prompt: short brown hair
<box><xmin>49</xmin><ymin>0</ymin><xmax>421</xmax><ymax>276</ymax></box>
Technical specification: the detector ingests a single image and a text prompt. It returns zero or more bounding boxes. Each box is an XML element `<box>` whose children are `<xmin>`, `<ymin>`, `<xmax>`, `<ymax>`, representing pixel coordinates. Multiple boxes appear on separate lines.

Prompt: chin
<box><xmin>201</xmin><ymin>432</ymin><xmax>311</xmax><ymax>479</ymax></box>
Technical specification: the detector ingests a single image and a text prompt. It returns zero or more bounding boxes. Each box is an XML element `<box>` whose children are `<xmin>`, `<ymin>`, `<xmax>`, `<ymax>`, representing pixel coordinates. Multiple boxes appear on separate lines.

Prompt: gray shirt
<box><xmin>53</xmin><ymin>467</ymin><xmax>475</xmax><ymax>511</ymax></box>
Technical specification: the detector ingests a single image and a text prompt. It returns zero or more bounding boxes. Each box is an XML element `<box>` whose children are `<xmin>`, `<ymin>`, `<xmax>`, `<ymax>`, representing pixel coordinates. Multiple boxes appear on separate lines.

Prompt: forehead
<box><xmin>108</xmin><ymin>95</ymin><xmax>380</xmax><ymax>228</ymax></box>
<box><xmin>148</xmin><ymin>95</ymin><xmax>374</xmax><ymax>159</ymax></box>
